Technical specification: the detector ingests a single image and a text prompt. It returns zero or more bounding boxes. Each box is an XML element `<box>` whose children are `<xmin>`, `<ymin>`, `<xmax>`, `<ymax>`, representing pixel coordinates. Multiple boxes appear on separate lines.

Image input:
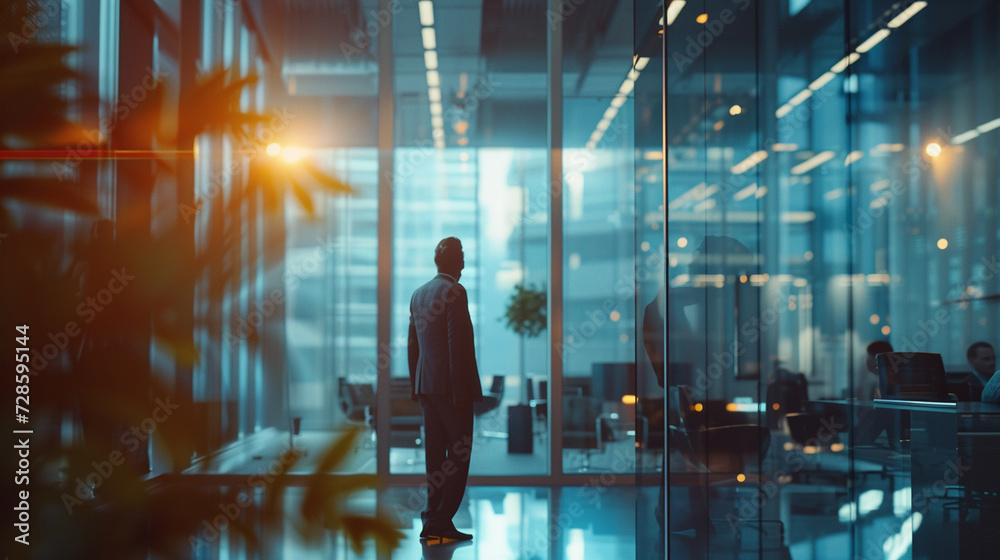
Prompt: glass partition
<box><xmin>663</xmin><ymin>0</ymin><xmax>1000</xmax><ymax>557</ymax></box>
<box><xmin>390</xmin><ymin>0</ymin><xmax>549</xmax><ymax>475</ymax></box>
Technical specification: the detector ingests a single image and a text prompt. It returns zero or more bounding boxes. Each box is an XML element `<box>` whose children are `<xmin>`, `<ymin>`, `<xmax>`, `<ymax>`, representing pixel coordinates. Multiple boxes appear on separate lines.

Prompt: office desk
<box><xmin>872</xmin><ymin>400</ymin><xmax>1000</xmax><ymax>559</ymax></box>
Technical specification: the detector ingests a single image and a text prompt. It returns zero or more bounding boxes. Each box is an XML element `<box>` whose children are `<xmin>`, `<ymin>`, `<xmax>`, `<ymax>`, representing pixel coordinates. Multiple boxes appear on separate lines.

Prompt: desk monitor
<box><xmin>876</xmin><ymin>352</ymin><xmax>949</xmax><ymax>402</ymax></box>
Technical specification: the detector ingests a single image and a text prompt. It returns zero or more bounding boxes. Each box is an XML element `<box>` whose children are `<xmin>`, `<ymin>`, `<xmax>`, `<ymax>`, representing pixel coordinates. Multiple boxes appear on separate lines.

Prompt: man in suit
<box><xmin>408</xmin><ymin>237</ymin><xmax>483</xmax><ymax>542</ymax></box>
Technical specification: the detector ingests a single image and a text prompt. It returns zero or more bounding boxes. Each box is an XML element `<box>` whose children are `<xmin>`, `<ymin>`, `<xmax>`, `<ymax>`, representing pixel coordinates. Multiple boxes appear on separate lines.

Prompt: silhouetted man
<box><xmin>968</xmin><ymin>342</ymin><xmax>996</xmax><ymax>386</ymax></box>
<box><xmin>408</xmin><ymin>237</ymin><xmax>483</xmax><ymax>542</ymax></box>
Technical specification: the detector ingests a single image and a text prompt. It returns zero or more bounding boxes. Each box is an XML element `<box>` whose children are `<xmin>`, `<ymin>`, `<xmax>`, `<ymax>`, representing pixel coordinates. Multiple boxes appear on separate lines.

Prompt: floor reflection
<box><xmin>190</xmin><ymin>486</ymin><xmax>638</xmax><ymax>560</ymax></box>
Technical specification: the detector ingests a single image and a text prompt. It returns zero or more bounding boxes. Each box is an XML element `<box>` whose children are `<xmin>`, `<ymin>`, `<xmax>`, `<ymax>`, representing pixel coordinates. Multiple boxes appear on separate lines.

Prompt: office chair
<box><xmin>473</xmin><ymin>375</ymin><xmax>505</xmax><ymax>438</ymax></box>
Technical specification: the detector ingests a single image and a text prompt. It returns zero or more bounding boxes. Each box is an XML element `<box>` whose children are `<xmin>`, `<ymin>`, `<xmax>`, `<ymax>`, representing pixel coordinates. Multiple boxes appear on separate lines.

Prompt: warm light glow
<box><xmin>772</xmin><ymin>403</ymin><xmax>780</xmax><ymax>410</ymax></box>
<box><xmin>925</xmin><ymin>142</ymin><xmax>942</xmax><ymax>157</ymax></box>
<box><xmin>736</xmin><ymin>473</ymin><xmax>747</xmax><ymax>483</ymax></box>
<box><xmin>281</xmin><ymin>146</ymin><xmax>308</xmax><ymax>163</ymax></box>
<box><xmin>725</xmin><ymin>403</ymin><xmax>738</xmax><ymax>412</ymax></box>
<box><xmin>677</xmin><ymin>237</ymin><xmax>688</xmax><ymax>248</ymax></box>
<box><xmin>265</xmin><ymin>143</ymin><xmax>281</xmax><ymax>157</ymax></box>
<box><xmin>609</xmin><ymin>311</ymin><xmax>621</xmax><ymax>322</ymax></box>
<box><xmin>937</xmin><ymin>238</ymin><xmax>948</xmax><ymax>250</ymax></box>
<box><xmin>696</xmin><ymin>12</ymin><xmax>708</xmax><ymax>24</ymax></box>
<box><xmin>457</xmin><ymin>137</ymin><xmax>469</xmax><ymax>146</ymax></box>
<box><xmin>729</xmin><ymin>104</ymin><xmax>742</xmax><ymax>116</ymax></box>
<box><xmin>831</xmin><ymin>443</ymin><xmax>845</xmax><ymax>452</ymax></box>
<box><xmin>453</xmin><ymin>120</ymin><xmax>469</xmax><ymax>135</ymax></box>
<box><xmin>622</xmin><ymin>394</ymin><xmax>637</xmax><ymax>405</ymax></box>
<box><xmin>693</xmin><ymin>403</ymin><xmax>703</xmax><ymax>412</ymax></box>
<box><xmin>870</xmin><ymin>314</ymin><xmax>880</xmax><ymax>325</ymax></box>
<box><xmin>881</xmin><ymin>325</ymin><xmax>891</xmax><ymax>335</ymax></box>
<box><xmin>713</xmin><ymin>120</ymin><xmax>725</xmax><ymax>131</ymax></box>
<box><xmin>739</xmin><ymin>275</ymin><xmax>748</xmax><ymax>283</ymax></box>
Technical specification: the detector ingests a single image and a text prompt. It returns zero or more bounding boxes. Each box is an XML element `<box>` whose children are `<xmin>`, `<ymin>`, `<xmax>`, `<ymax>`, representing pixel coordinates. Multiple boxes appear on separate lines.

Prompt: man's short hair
<box><xmin>867</xmin><ymin>340</ymin><xmax>893</xmax><ymax>356</ymax></box>
<box><xmin>968</xmin><ymin>341</ymin><xmax>994</xmax><ymax>361</ymax></box>
<box><xmin>434</xmin><ymin>237</ymin><xmax>463</xmax><ymax>270</ymax></box>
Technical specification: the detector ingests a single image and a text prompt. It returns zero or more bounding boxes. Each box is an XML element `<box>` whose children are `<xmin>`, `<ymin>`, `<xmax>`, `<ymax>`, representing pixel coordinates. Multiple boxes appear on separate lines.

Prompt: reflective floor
<box><xmin>188</xmin><ymin>486</ymin><xmax>641</xmax><ymax>560</ymax></box>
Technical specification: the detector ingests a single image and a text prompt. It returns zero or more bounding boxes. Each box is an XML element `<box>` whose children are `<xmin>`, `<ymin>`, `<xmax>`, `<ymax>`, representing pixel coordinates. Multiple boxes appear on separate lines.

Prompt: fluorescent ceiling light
<box><xmin>634</xmin><ymin>57</ymin><xmax>650</xmax><ymax>71</ymax></box>
<box><xmin>977</xmin><ymin>117</ymin><xmax>1000</xmax><ymax>134</ymax></box>
<box><xmin>430</xmin><ymin>102</ymin><xmax>442</xmax><ymax>116</ymax></box>
<box><xmin>791</xmin><ymin>151</ymin><xmax>836</xmax><ymax>174</ymax></box>
<box><xmin>775</xmin><ymin>104</ymin><xmax>794</xmax><ymax>118</ymax></box>
<box><xmin>875</xmin><ymin>143</ymin><xmax>905</xmax><ymax>152</ymax></box>
<box><xmin>603</xmin><ymin>106</ymin><xmax>619</xmax><ymax>121</ymax></box>
<box><xmin>434</xmin><ymin>139</ymin><xmax>445</xmax><ymax>149</ymax></box>
<box><xmin>665</xmin><ymin>1</ymin><xmax>686</xmax><ymax>26</ymax></box>
<box><xmin>844</xmin><ymin>150</ymin><xmax>864</xmax><ymax>165</ymax></box>
<box><xmin>887</xmin><ymin>1</ymin><xmax>927</xmax><ymax>29</ymax></box>
<box><xmin>771</xmin><ymin>143</ymin><xmax>798</xmax><ymax>151</ymax></box>
<box><xmin>856</xmin><ymin>29</ymin><xmax>890</xmax><ymax>53</ymax></box>
<box><xmin>424</xmin><ymin>50</ymin><xmax>438</xmax><ymax>70</ymax></box>
<box><xmin>421</xmin><ymin>28</ymin><xmax>437</xmax><ymax>50</ymax></box>
<box><xmin>431</xmin><ymin>116</ymin><xmax>444</xmax><ymax>128</ymax></box>
<box><xmin>428</xmin><ymin>87</ymin><xmax>441</xmax><ymax>102</ymax></box>
<box><xmin>432</xmin><ymin>128</ymin><xmax>445</xmax><ymax>140</ymax></box>
<box><xmin>426</xmin><ymin>70</ymin><xmax>440</xmax><ymax>87</ymax></box>
<box><xmin>809</xmin><ymin>71</ymin><xmax>837</xmax><ymax>91</ymax></box>
<box><xmin>951</xmin><ymin>129</ymin><xmax>980</xmax><ymax>145</ymax></box>
<box><xmin>831</xmin><ymin>52</ymin><xmax>861</xmax><ymax>73</ymax></box>
<box><xmin>610</xmin><ymin>95</ymin><xmax>626</xmax><ymax>108</ymax></box>
<box><xmin>731</xmin><ymin>150</ymin><xmax>769</xmax><ymax>174</ymax></box>
<box><xmin>418</xmin><ymin>1</ymin><xmax>434</xmax><ymax>26</ymax></box>
<box><xmin>755</xmin><ymin>186</ymin><xmax>768</xmax><ymax>198</ymax></box>
<box><xmin>733</xmin><ymin>184</ymin><xmax>757</xmax><ymax>201</ymax></box>
<box><xmin>618</xmin><ymin>79</ymin><xmax>635</xmax><ymax>96</ymax></box>
<box><xmin>788</xmin><ymin>88</ymin><xmax>813</xmax><ymax>106</ymax></box>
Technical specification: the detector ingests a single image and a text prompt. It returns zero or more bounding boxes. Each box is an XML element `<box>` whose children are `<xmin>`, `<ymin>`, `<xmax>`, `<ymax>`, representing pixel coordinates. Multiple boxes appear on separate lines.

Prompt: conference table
<box><xmin>870</xmin><ymin>399</ymin><xmax>1000</xmax><ymax>559</ymax></box>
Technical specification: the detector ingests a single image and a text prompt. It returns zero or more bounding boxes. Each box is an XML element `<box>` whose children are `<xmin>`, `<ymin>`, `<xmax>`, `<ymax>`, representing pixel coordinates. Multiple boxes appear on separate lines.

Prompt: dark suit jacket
<box><xmin>408</xmin><ymin>273</ymin><xmax>483</xmax><ymax>404</ymax></box>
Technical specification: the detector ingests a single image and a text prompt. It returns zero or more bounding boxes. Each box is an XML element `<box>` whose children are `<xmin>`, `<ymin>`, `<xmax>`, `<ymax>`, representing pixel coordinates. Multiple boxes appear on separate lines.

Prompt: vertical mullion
<box><xmin>547</xmin><ymin>0</ymin><xmax>564</xmax><ymax>480</ymax></box>
<box><xmin>375</xmin><ymin>0</ymin><xmax>394</xmax><ymax>482</ymax></box>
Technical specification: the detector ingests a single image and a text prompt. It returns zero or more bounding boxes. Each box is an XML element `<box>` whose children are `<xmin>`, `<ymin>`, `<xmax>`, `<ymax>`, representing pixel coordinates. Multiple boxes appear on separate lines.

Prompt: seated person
<box><xmin>962</xmin><ymin>342</ymin><xmax>996</xmax><ymax>400</ymax></box>
<box><xmin>982</xmin><ymin>369</ymin><xmax>1000</xmax><ymax>403</ymax></box>
<box><xmin>864</xmin><ymin>340</ymin><xmax>893</xmax><ymax>400</ymax></box>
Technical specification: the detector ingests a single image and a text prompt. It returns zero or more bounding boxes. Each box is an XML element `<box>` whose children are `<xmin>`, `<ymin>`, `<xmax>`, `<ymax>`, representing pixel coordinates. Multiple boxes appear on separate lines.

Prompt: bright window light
<box><xmin>856</xmin><ymin>29</ymin><xmax>890</xmax><ymax>53</ymax></box>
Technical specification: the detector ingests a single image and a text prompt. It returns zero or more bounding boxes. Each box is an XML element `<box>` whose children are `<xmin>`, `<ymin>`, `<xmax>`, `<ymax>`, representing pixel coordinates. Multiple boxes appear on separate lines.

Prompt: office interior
<box><xmin>2</xmin><ymin>0</ymin><xmax>1000</xmax><ymax>558</ymax></box>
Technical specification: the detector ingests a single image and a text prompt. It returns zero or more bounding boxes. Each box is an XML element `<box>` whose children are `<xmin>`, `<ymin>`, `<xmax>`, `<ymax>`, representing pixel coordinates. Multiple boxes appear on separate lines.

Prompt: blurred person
<box><xmin>864</xmin><ymin>340</ymin><xmax>894</xmax><ymax>400</ymax></box>
<box><xmin>408</xmin><ymin>237</ymin><xmax>483</xmax><ymax>542</ymax></box>
<box><xmin>967</xmin><ymin>341</ymin><xmax>996</xmax><ymax>386</ymax></box>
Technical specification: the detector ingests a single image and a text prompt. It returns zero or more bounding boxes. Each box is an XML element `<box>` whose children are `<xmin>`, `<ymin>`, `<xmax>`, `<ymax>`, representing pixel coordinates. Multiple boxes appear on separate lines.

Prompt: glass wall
<box><xmin>664</xmin><ymin>0</ymin><xmax>1000</xmax><ymax>557</ymax></box>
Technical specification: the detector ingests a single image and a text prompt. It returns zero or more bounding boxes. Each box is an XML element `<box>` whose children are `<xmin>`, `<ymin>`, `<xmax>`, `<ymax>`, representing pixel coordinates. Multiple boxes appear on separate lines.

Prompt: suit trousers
<box><xmin>419</xmin><ymin>395</ymin><xmax>474</xmax><ymax>530</ymax></box>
